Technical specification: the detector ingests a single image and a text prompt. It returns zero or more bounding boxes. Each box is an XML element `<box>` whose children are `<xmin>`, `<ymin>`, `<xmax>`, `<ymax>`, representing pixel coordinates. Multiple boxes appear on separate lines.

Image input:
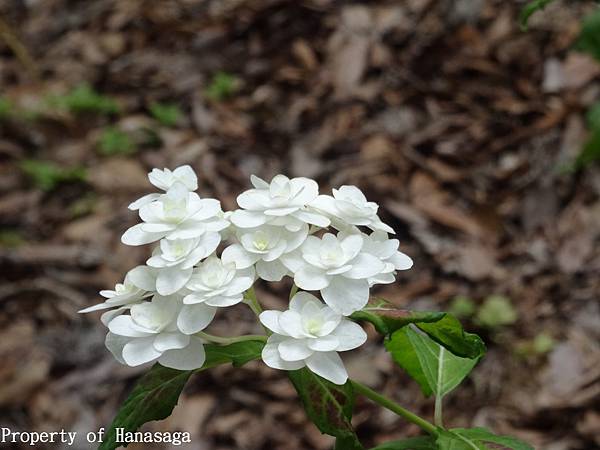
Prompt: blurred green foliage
<box><xmin>205</xmin><ymin>71</ymin><xmax>238</xmax><ymax>101</ymax></box>
<box><xmin>519</xmin><ymin>0</ymin><xmax>556</xmax><ymax>30</ymax></box>
<box><xmin>516</xmin><ymin>332</ymin><xmax>555</xmax><ymax>357</ymax></box>
<box><xmin>577</xmin><ymin>9</ymin><xmax>600</xmax><ymax>61</ymax></box>
<box><xmin>49</xmin><ymin>84</ymin><xmax>120</xmax><ymax>115</ymax></box>
<box><xmin>98</xmin><ymin>127</ymin><xmax>136</xmax><ymax>156</ymax></box>
<box><xmin>448</xmin><ymin>296</ymin><xmax>476</xmax><ymax>319</ymax></box>
<box><xmin>149</xmin><ymin>102</ymin><xmax>182</xmax><ymax>127</ymax></box>
<box><xmin>0</xmin><ymin>229</ymin><xmax>25</xmax><ymax>248</ymax></box>
<box><xmin>69</xmin><ymin>193</ymin><xmax>98</xmax><ymax>218</ymax></box>
<box><xmin>0</xmin><ymin>97</ymin><xmax>12</xmax><ymax>120</ymax></box>
<box><xmin>476</xmin><ymin>295</ymin><xmax>518</xmax><ymax>329</ymax></box>
<box><xmin>20</xmin><ymin>160</ymin><xmax>87</xmax><ymax>191</ymax></box>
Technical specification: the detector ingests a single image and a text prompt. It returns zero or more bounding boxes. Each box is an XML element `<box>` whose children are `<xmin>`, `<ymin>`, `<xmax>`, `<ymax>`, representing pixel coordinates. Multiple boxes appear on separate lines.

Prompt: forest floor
<box><xmin>0</xmin><ymin>1</ymin><xmax>599</xmax><ymax>449</ymax></box>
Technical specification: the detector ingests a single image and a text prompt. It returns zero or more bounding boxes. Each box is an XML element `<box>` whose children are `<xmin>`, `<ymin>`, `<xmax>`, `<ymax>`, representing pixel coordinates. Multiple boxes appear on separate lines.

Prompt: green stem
<box><xmin>434</xmin><ymin>395</ymin><xmax>443</xmax><ymax>428</ymax></box>
<box><xmin>243</xmin><ymin>286</ymin><xmax>263</xmax><ymax>316</ymax></box>
<box><xmin>351</xmin><ymin>380</ymin><xmax>437</xmax><ymax>436</ymax></box>
<box><xmin>196</xmin><ymin>331</ymin><xmax>267</xmax><ymax>345</ymax></box>
<box><xmin>289</xmin><ymin>283</ymin><xmax>299</xmax><ymax>300</ymax></box>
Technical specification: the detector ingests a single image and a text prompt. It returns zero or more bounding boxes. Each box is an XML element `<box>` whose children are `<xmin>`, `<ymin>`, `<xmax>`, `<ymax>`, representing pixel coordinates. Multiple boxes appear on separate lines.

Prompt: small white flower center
<box><xmin>305</xmin><ymin>318</ymin><xmax>322</xmax><ymax>335</ymax></box>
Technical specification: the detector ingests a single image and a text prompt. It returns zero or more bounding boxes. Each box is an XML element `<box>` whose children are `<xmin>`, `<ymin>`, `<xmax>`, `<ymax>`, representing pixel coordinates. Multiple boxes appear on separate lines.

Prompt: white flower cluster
<box><xmin>81</xmin><ymin>167</ymin><xmax>412</xmax><ymax>384</ymax></box>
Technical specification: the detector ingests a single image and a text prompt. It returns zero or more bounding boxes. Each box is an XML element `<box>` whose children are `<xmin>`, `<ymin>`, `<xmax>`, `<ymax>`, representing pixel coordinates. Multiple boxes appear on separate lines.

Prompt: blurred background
<box><xmin>1</xmin><ymin>0</ymin><xmax>599</xmax><ymax>449</ymax></box>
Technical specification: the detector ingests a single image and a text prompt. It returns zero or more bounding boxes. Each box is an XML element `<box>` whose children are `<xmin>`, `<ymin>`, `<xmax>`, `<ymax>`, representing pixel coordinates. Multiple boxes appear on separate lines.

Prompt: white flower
<box><xmin>222</xmin><ymin>223</ymin><xmax>308</xmax><ymax>281</ymax></box>
<box><xmin>175</xmin><ymin>256</ymin><xmax>254</xmax><ymax>335</ymax></box>
<box><xmin>362</xmin><ymin>231</ymin><xmax>413</xmax><ymax>285</ymax></box>
<box><xmin>106</xmin><ymin>295</ymin><xmax>209</xmax><ymax>370</ymax></box>
<box><xmin>129</xmin><ymin>165</ymin><xmax>198</xmax><ymax>210</ymax></box>
<box><xmin>147</xmin><ymin>234</ymin><xmax>221</xmax><ymax>295</ymax></box>
<box><xmin>282</xmin><ymin>232</ymin><xmax>385</xmax><ymax>315</ymax></box>
<box><xmin>122</xmin><ymin>183</ymin><xmax>229</xmax><ymax>246</ymax></box>
<box><xmin>79</xmin><ymin>265</ymin><xmax>156</xmax><ymax>313</ymax></box>
<box><xmin>230</xmin><ymin>174</ymin><xmax>330</xmax><ymax>231</ymax></box>
<box><xmin>259</xmin><ymin>292</ymin><xmax>367</xmax><ymax>385</ymax></box>
<box><xmin>311</xmin><ymin>185</ymin><xmax>393</xmax><ymax>233</ymax></box>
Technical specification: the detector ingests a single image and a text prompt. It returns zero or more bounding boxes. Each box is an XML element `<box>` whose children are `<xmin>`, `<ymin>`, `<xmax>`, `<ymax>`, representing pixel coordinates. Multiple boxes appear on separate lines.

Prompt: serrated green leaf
<box><xmin>351</xmin><ymin>298</ymin><xmax>446</xmax><ymax>336</ymax></box>
<box><xmin>99</xmin><ymin>340</ymin><xmax>264</xmax><ymax>450</ymax></box>
<box><xmin>288</xmin><ymin>368</ymin><xmax>364</xmax><ymax>450</ymax></box>
<box><xmin>577</xmin><ymin>9</ymin><xmax>600</xmax><ymax>62</ymax></box>
<box><xmin>416</xmin><ymin>315</ymin><xmax>486</xmax><ymax>359</ymax></box>
<box><xmin>519</xmin><ymin>0</ymin><xmax>556</xmax><ymax>30</ymax></box>
<box><xmin>386</xmin><ymin>328</ymin><xmax>477</xmax><ymax>399</ymax></box>
<box><xmin>370</xmin><ymin>436</ymin><xmax>438</xmax><ymax>449</ymax></box>
<box><xmin>437</xmin><ymin>428</ymin><xmax>534</xmax><ymax>450</ymax></box>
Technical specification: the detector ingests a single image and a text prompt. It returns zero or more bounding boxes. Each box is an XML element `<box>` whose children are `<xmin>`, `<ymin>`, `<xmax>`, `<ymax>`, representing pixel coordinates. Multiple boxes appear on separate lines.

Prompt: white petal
<box><xmin>156</xmin><ymin>265</ymin><xmax>193</xmax><ymax>296</ymax></box>
<box><xmin>158</xmin><ymin>336</ymin><xmax>206</xmax><ymax>370</ymax></box>
<box><xmin>128</xmin><ymin>193</ymin><xmax>160</xmax><ymax>210</ymax></box>
<box><xmin>256</xmin><ymin>260</ymin><xmax>288</xmax><ymax>282</ymax></box>
<box><xmin>280</xmin><ymin>251</ymin><xmax>305</xmax><ymax>273</ymax></box>
<box><xmin>345</xmin><ymin>253</ymin><xmax>386</xmax><ymax>279</ymax></box>
<box><xmin>100</xmin><ymin>306</ymin><xmax>131</xmax><ymax>326</ymax></box>
<box><xmin>370</xmin><ymin>219</ymin><xmax>395</xmax><ymax>233</ymax></box>
<box><xmin>294</xmin><ymin>266</ymin><xmax>330</xmax><ymax>291</ymax></box>
<box><xmin>105</xmin><ymin>332</ymin><xmax>129</xmax><ymax>365</ymax></box>
<box><xmin>389</xmin><ymin>251</ymin><xmax>413</xmax><ymax>270</ymax></box>
<box><xmin>230</xmin><ymin>210</ymin><xmax>267</xmax><ymax>228</ymax></box>
<box><xmin>321</xmin><ymin>277</ymin><xmax>369</xmax><ymax>316</ymax></box>
<box><xmin>262</xmin><ymin>338</ymin><xmax>306</xmax><ymax>371</ymax></box>
<box><xmin>172</xmin><ymin>165</ymin><xmax>198</xmax><ymax>190</ymax></box>
<box><xmin>340</xmin><ymin>233</ymin><xmax>363</xmax><ymax>261</ymax></box>
<box><xmin>278</xmin><ymin>338</ymin><xmax>313</xmax><ymax>361</ymax></box>
<box><xmin>204</xmin><ymin>294</ymin><xmax>243</xmax><ymax>307</ymax></box>
<box><xmin>121</xmin><ymin>224</ymin><xmax>164</xmax><ymax>246</ymax></box>
<box><xmin>108</xmin><ymin>315</ymin><xmax>152</xmax><ymax>337</ymax></box>
<box><xmin>307</xmin><ymin>335</ymin><xmax>340</xmax><ymax>352</ymax></box>
<box><xmin>305</xmin><ymin>352</ymin><xmax>348</xmax><ymax>385</ymax></box>
<box><xmin>177</xmin><ymin>304</ymin><xmax>217</xmax><ymax>334</ymax></box>
<box><xmin>294</xmin><ymin>209</ymin><xmax>330</xmax><ymax>227</ymax></box>
<box><xmin>289</xmin><ymin>291</ymin><xmax>322</xmax><ymax>312</ymax></box>
<box><xmin>259</xmin><ymin>310</ymin><xmax>285</xmax><ymax>335</ymax></box>
<box><xmin>331</xmin><ymin>320</ymin><xmax>367</xmax><ymax>351</ymax></box>
<box><xmin>278</xmin><ymin>310</ymin><xmax>307</xmax><ymax>338</ymax></box>
<box><xmin>122</xmin><ymin>337</ymin><xmax>162</xmax><ymax>366</ymax></box>
<box><xmin>127</xmin><ymin>266</ymin><xmax>157</xmax><ymax>291</ymax></box>
<box><xmin>221</xmin><ymin>244</ymin><xmax>259</xmax><ymax>269</ymax></box>
<box><xmin>153</xmin><ymin>332</ymin><xmax>190</xmax><ymax>352</ymax></box>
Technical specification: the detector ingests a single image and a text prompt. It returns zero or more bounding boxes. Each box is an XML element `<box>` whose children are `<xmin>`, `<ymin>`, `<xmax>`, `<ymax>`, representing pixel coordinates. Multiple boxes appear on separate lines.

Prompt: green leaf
<box><xmin>49</xmin><ymin>84</ymin><xmax>120</xmax><ymax>115</ymax></box>
<box><xmin>577</xmin><ymin>9</ymin><xmax>600</xmax><ymax>62</ymax></box>
<box><xmin>385</xmin><ymin>327</ymin><xmax>477</xmax><ymax>398</ymax></box>
<box><xmin>99</xmin><ymin>365</ymin><xmax>192</xmax><ymax>450</ymax></box>
<box><xmin>416</xmin><ymin>315</ymin><xmax>486</xmax><ymax>359</ymax></box>
<box><xmin>437</xmin><ymin>428</ymin><xmax>534</xmax><ymax>450</ymax></box>
<box><xmin>205</xmin><ymin>71</ymin><xmax>238</xmax><ymax>101</ymax></box>
<box><xmin>351</xmin><ymin>298</ymin><xmax>446</xmax><ymax>336</ymax></box>
<box><xmin>519</xmin><ymin>0</ymin><xmax>556</xmax><ymax>30</ymax></box>
<box><xmin>288</xmin><ymin>368</ymin><xmax>364</xmax><ymax>450</ymax></box>
<box><xmin>370</xmin><ymin>436</ymin><xmax>438</xmax><ymax>449</ymax></box>
<box><xmin>99</xmin><ymin>340</ymin><xmax>264</xmax><ymax>450</ymax></box>
<box><xmin>586</xmin><ymin>102</ymin><xmax>600</xmax><ymax>129</ymax></box>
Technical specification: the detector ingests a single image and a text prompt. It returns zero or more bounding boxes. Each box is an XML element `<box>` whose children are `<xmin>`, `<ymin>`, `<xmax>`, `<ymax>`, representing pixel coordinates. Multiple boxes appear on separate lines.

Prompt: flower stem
<box><xmin>351</xmin><ymin>380</ymin><xmax>437</xmax><ymax>436</ymax></box>
<box><xmin>196</xmin><ymin>331</ymin><xmax>267</xmax><ymax>345</ymax></box>
<box><xmin>289</xmin><ymin>283</ymin><xmax>299</xmax><ymax>300</ymax></box>
<box><xmin>243</xmin><ymin>286</ymin><xmax>263</xmax><ymax>316</ymax></box>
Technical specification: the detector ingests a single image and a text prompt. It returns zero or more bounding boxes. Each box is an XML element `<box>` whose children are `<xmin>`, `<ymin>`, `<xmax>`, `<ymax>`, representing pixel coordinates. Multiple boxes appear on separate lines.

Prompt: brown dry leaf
<box><xmin>88</xmin><ymin>158</ymin><xmax>149</xmax><ymax>192</ymax></box>
<box><xmin>410</xmin><ymin>172</ymin><xmax>487</xmax><ymax>238</ymax></box>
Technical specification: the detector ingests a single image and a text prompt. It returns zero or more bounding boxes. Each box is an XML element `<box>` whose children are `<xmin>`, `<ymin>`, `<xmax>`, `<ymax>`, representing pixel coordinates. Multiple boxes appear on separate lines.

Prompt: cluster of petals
<box><xmin>81</xmin><ymin>166</ymin><xmax>413</xmax><ymax>382</ymax></box>
<box><xmin>260</xmin><ymin>292</ymin><xmax>367</xmax><ymax>384</ymax></box>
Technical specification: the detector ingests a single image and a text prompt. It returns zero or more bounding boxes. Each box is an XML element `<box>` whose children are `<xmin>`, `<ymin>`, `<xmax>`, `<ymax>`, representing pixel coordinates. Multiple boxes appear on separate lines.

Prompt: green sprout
<box><xmin>448</xmin><ymin>296</ymin><xmax>476</xmax><ymax>319</ymax></box>
<box><xmin>20</xmin><ymin>160</ymin><xmax>87</xmax><ymax>191</ymax></box>
<box><xmin>475</xmin><ymin>295</ymin><xmax>517</xmax><ymax>329</ymax></box>
<box><xmin>205</xmin><ymin>71</ymin><xmax>238</xmax><ymax>101</ymax></box>
<box><xmin>98</xmin><ymin>127</ymin><xmax>136</xmax><ymax>156</ymax></box>
<box><xmin>48</xmin><ymin>84</ymin><xmax>120</xmax><ymax>116</ymax></box>
<box><xmin>149</xmin><ymin>102</ymin><xmax>182</xmax><ymax>127</ymax></box>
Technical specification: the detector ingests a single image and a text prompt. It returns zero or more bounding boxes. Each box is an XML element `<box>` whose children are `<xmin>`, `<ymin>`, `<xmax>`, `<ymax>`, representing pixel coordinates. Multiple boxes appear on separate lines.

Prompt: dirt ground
<box><xmin>1</xmin><ymin>1</ymin><xmax>599</xmax><ymax>449</ymax></box>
